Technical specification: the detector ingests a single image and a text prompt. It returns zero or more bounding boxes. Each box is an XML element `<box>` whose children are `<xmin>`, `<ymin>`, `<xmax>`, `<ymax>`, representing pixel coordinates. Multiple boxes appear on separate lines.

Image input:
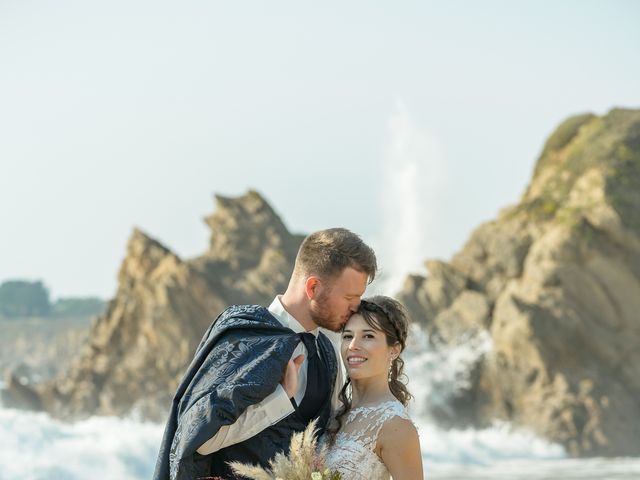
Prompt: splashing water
<box><xmin>376</xmin><ymin>101</ymin><xmax>447</xmax><ymax>295</ymax></box>
<box><xmin>402</xmin><ymin>328</ymin><xmax>564</xmax><ymax>470</ymax></box>
<box><xmin>1</xmin><ymin>339</ymin><xmax>640</xmax><ymax>479</ymax></box>
<box><xmin>401</xmin><ymin>328</ymin><xmax>640</xmax><ymax>478</ymax></box>
<box><xmin>0</xmin><ymin>408</ymin><xmax>163</xmax><ymax>480</ymax></box>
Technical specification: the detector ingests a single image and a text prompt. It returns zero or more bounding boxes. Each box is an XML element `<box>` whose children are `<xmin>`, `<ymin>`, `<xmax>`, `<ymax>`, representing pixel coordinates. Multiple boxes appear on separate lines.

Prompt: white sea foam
<box><xmin>404</xmin><ymin>325</ymin><xmax>493</xmax><ymax>420</ymax></box>
<box><xmin>1</xmin><ymin>327</ymin><xmax>639</xmax><ymax>479</ymax></box>
<box><xmin>425</xmin><ymin>457</ymin><xmax>640</xmax><ymax>480</ymax></box>
<box><xmin>401</xmin><ymin>328</ymin><xmax>640</xmax><ymax>478</ymax></box>
<box><xmin>0</xmin><ymin>408</ymin><xmax>163</xmax><ymax>480</ymax></box>
<box><xmin>2</xmin><ymin>405</ymin><xmax>639</xmax><ymax>480</ymax></box>
<box><xmin>402</xmin><ymin>327</ymin><xmax>565</xmax><ymax>469</ymax></box>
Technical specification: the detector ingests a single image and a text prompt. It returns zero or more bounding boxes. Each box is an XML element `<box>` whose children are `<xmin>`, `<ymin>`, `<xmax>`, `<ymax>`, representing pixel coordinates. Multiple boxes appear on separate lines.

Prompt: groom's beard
<box><xmin>309</xmin><ymin>290</ymin><xmax>345</xmax><ymax>332</ymax></box>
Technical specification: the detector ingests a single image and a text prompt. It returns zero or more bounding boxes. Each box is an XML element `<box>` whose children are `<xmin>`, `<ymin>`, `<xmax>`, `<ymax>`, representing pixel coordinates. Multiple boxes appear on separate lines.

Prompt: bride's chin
<box><xmin>347</xmin><ymin>369</ymin><xmax>363</xmax><ymax>378</ymax></box>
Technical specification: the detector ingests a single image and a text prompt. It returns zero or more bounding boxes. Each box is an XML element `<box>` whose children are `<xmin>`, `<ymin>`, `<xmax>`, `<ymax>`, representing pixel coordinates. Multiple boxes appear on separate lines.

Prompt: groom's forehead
<box><xmin>331</xmin><ymin>267</ymin><xmax>368</xmax><ymax>290</ymax></box>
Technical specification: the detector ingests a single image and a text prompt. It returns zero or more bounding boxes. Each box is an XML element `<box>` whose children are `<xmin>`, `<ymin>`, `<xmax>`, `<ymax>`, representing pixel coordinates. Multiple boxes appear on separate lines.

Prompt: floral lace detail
<box><xmin>324</xmin><ymin>400</ymin><xmax>411</xmax><ymax>480</ymax></box>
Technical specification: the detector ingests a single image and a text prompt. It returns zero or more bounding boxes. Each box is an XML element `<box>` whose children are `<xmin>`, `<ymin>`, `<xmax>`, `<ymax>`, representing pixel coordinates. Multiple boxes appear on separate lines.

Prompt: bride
<box><xmin>324</xmin><ymin>296</ymin><xmax>423</xmax><ymax>479</ymax></box>
<box><xmin>229</xmin><ymin>295</ymin><xmax>423</xmax><ymax>480</ymax></box>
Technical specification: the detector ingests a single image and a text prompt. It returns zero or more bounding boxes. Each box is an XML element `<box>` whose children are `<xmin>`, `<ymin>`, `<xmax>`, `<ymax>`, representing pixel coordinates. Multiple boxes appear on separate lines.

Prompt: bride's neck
<box><xmin>350</xmin><ymin>374</ymin><xmax>394</xmax><ymax>407</ymax></box>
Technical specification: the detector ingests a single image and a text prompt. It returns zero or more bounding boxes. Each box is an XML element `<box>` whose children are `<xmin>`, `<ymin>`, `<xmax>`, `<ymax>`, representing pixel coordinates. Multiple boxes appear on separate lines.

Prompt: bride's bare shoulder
<box><xmin>377</xmin><ymin>416</ymin><xmax>423</xmax><ymax>479</ymax></box>
<box><xmin>378</xmin><ymin>414</ymin><xmax>419</xmax><ymax>444</ymax></box>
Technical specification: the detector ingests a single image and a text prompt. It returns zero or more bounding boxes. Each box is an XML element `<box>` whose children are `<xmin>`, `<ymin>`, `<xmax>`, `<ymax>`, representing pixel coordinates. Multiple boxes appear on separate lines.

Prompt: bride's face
<box><xmin>340</xmin><ymin>314</ymin><xmax>398</xmax><ymax>380</ymax></box>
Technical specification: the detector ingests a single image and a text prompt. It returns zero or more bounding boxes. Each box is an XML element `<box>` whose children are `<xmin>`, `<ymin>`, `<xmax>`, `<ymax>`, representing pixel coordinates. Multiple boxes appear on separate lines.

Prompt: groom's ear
<box><xmin>305</xmin><ymin>276</ymin><xmax>321</xmax><ymax>300</ymax></box>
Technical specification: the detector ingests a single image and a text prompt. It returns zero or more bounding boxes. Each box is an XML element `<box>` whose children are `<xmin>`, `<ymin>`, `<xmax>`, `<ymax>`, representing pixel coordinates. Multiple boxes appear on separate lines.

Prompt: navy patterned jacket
<box><xmin>152</xmin><ymin>304</ymin><xmax>335</xmax><ymax>480</ymax></box>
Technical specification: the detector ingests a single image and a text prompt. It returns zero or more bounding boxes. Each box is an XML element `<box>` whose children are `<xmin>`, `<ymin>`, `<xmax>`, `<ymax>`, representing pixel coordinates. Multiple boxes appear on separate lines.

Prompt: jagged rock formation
<box><xmin>4</xmin><ymin>191</ymin><xmax>304</xmax><ymax>420</ymax></box>
<box><xmin>398</xmin><ymin>108</ymin><xmax>640</xmax><ymax>457</ymax></box>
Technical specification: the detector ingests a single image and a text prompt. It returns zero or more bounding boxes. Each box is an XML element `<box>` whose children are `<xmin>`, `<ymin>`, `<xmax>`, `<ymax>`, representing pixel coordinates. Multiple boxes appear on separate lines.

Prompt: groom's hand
<box><xmin>281</xmin><ymin>354</ymin><xmax>305</xmax><ymax>398</ymax></box>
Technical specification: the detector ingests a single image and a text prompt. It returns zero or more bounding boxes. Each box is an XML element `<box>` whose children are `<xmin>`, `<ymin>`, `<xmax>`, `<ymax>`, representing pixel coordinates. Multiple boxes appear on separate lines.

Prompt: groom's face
<box><xmin>309</xmin><ymin>267</ymin><xmax>368</xmax><ymax>332</ymax></box>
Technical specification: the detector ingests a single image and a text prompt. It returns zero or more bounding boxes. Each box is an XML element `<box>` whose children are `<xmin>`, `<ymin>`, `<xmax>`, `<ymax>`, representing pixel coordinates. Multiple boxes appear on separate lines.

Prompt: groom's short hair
<box><xmin>293</xmin><ymin>228</ymin><xmax>377</xmax><ymax>284</ymax></box>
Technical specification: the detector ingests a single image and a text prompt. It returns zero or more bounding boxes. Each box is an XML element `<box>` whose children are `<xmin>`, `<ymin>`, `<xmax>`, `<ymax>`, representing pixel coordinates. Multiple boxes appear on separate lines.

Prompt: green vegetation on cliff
<box><xmin>518</xmin><ymin>108</ymin><xmax>640</xmax><ymax>233</ymax></box>
<box><xmin>0</xmin><ymin>279</ymin><xmax>105</xmax><ymax>320</ymax></box>
<box><xmin>0</xmin><ymin>280</ymin><xmax>50</xmax><ymax>317</ymax></box>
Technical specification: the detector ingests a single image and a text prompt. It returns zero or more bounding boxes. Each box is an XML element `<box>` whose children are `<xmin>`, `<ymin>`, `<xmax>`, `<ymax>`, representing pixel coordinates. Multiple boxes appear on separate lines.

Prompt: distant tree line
<box><xmin>0</xmin><ymin>280</ymin><xmax>105</xmax><ymax>319</ymax></box>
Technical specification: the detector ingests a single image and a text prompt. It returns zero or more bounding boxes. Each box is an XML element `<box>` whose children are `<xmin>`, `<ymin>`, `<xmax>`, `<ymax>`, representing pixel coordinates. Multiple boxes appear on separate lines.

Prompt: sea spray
<box><xmin>378</xmin><ymin>101</ymin><xmax>446</xmax><ymax>295</ymax></box>
<box><xmin>0</xmin><ymin>407</ymin><xmax>163</xmax><ymax>480</ymax></box>
<box><xmin>404</xmin><ymin>324</ymin><xmax>493</xmax><ymax>421</ymax></box>
<box><xmin>402</xmin><ymin>325</ymin><xmax>565</xmax><ymax>471</ymax></box>
<box><xmin>2</xmin><ymin>335</ymin><xmax>640</xmax><ymax>479</ymax></box>
<box><xmin>402</xmin><ymin>331</ymin><xmax>640</xmax><ymax>478</ymax></box>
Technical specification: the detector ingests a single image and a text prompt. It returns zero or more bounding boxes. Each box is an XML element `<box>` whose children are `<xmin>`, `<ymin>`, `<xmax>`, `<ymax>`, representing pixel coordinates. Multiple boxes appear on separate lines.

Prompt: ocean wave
<box><xmin>0</xmin><ymin>408</ymin><xmax>163</xmax><ymax>480</ymax></box>
<box><xmin>1</xmin><ymin>406</ymin><xmax>639</xmax><ymax>479</ymax></box>
<box><xmin>1</xmin><ymin>327</ymin><xmax>639</xmax><ymax>479</ymax></box>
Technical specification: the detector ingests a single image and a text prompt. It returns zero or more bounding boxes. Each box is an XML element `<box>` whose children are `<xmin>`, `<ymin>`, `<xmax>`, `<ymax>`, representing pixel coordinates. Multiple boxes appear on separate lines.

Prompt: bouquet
<box><xmin>229</xmin><ymin>419</ymin><xmax>341</xmax><ymax>480</ymax></box>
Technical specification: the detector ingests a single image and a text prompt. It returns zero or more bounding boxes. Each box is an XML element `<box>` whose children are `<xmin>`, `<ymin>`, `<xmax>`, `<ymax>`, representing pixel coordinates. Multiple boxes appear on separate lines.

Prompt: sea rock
<box><xmin>397</xmin><ymin>108</ymin><xmax>640</xmax><ymax>456</ymax></box>
<box><xmin>12</xmin><ymin>191</ymin><xmax>303</xmax><ymax>420</ymax></box>
<box><xmin>397</xmin><ymin>260</ymin><xmax>468</xmax><ymax>331</ymax></box>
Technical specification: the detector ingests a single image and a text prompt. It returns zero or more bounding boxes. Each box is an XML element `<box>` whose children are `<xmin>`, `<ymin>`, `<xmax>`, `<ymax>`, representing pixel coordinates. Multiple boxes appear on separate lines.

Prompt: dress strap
<box><xmin>370</xmin><ymin>401</ymin><xmax>410</xmax><ymax>440</ymax></box>
<box><xmin>344</xmin><ymin>400</ymin><xmax>410</xmax><ymax>449</ymax></box>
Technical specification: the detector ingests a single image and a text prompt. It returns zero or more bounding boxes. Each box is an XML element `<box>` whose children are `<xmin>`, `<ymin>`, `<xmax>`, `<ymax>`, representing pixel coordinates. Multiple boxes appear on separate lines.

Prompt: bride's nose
<box><xmin>348</xmin><ymin>337</ymin><xmax>361</xmax><ymax>350</ymax></box>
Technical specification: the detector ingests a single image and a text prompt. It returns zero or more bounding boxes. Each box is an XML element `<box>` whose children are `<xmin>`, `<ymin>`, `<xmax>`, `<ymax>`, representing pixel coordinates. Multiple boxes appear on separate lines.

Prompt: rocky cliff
<box><xmin>6</xmin><ymin>110</ymin><xmax>639</xmax><ymax>458</ymax></box>
<box><xmin>398</xmin><ymin>108</ymin><xmax>640</xmax><ymax>456</ymax></box>
<box><xmin>3</xmin><ymin>191</ymin><xmax>304</xmax><ymax>420</ymax></box>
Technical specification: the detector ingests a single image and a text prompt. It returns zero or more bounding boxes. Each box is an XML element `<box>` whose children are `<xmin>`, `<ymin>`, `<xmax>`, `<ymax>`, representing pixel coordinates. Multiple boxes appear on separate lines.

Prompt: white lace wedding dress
<box><xmin>324</xmin><ymin>399</ymin><xmax>412</xmax><ymax>480</ymax></box>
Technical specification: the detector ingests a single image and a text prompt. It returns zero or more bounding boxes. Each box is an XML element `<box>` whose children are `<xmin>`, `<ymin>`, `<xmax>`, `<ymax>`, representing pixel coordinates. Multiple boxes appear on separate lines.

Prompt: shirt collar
<box><xmin>268</xmin><ymin>296</ymin><xmax>319</xmax><ymax>337</ymax></box>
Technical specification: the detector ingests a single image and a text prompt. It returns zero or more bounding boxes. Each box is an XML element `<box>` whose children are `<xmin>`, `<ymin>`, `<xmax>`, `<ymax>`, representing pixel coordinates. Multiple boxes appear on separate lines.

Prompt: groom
<box><xmin>153</xmin><ymin>228</ymin><xmax>377</xmax><ymax>480</ymax></box>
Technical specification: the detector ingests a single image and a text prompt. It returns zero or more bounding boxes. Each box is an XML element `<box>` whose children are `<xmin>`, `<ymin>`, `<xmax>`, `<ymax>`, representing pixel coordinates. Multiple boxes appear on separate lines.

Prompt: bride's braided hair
<box><xmin>328</xmin><ymin>295</ymin><xmax>412</xmax><ymax>445</ymax></box>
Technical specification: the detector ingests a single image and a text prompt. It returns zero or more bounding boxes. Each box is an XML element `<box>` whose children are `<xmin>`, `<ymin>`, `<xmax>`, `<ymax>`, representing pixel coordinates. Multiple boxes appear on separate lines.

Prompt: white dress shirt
<box><xmin>196</xmin><ymin>296</ymin><xmax>344</xmax><ymax>455</ymax></box>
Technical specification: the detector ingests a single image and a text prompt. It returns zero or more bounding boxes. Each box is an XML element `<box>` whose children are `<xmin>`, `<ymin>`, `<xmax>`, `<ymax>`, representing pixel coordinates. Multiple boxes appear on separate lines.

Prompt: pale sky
<box><xmin>1</xmin><ymin>1</ymin><xmax>639</xmax><ymax>298</ymax></box>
